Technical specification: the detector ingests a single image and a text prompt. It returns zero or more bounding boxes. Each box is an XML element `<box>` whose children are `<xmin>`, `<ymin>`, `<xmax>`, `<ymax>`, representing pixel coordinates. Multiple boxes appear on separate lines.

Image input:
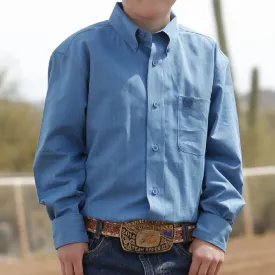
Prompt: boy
<box><xmin>33</xmin><ymin>1</ymin><xmax>245</xmax><ymax>274</ymax></box>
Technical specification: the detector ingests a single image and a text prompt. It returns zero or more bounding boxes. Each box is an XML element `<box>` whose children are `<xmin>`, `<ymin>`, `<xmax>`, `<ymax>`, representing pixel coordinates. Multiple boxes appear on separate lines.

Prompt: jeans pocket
<box><xmin>83</xmin><ymin>232</ymin><xmax>108</xmax><ymax>258</ymax></box>
<box><xmin>173</xmin><ymin>241</ymin><xmax>193</xmax><ymax>260</ymax></box>
<box><xmin>177</xmin><ymin>96</ymin><xmax>210</xmax><ymax>156</ymax></box>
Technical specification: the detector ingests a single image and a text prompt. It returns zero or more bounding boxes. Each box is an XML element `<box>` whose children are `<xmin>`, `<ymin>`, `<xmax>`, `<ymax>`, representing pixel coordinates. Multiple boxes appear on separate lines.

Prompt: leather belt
<box><xmin>84</xmin><ymin>217</ymin><xmax>196</xmax><ymax>254</ymax></box>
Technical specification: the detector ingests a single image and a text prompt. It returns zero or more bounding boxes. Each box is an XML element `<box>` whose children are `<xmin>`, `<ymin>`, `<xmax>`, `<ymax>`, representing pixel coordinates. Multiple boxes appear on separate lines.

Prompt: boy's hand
<box><xmin>57</xmin><ymin>242</ymin><xmax>88</xmax><ymax>275</ymax></box>
<box><xmin>188</xmin><ymin>238</ymin><xmax>225</xmax><ymax>275</ymax></box>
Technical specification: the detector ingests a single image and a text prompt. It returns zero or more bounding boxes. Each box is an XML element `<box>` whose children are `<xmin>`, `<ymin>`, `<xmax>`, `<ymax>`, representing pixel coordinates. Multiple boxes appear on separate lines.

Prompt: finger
<box><xmin>206</xmin><ymin>261</ymin><xmax>219</xmax><ymax>275</ymax></box>
<box><xmin>65</xmin><ymin>262</ymin><xmax>74</xmax><ymax>275</ymax></box>
<box><xmin>214</xmin><ymin>262</ymin><xmax>223</xmax><ymax>275</ymax></box>
<box><xmin>60</xmin><ymin>260</ymin><xmax>66</xmax><ymax>275</ymax></box>
<box><xmin>73</xmin><ymin>257</ymin><xmax>84</xmax><ymax>275</ymax></box>
<box><xmin>198</xmin><ymin>259</ymin><xmax>211</xmax><ymax>275</ymax></box>
<box><xmin>188</xmin><ymin>257</ymin><xmax>201</xmax><ymax>275</ymax></box>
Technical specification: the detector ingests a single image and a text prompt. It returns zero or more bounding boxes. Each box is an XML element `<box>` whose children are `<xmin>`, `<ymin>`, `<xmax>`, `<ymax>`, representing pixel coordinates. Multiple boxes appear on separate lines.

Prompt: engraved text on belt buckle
<box><xmin>120</xmin><ymin>220</ymin><xmax>174</xmax><ymax>254</ymax></box>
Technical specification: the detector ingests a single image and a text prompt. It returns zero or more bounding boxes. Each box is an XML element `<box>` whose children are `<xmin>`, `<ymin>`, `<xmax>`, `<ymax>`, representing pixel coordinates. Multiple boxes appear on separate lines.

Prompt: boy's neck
<box><xmin>121</xmin><ymin>4</ymin><xmax>171</xmax><ymax>34</ymax></box>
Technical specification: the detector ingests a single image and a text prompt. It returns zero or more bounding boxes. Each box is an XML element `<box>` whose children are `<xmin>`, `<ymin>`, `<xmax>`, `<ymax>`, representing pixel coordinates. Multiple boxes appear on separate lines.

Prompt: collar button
<box><xmin>152</xmin><ymin>60</ymin><xmax>158</xmax><ymax>67</ymax></box>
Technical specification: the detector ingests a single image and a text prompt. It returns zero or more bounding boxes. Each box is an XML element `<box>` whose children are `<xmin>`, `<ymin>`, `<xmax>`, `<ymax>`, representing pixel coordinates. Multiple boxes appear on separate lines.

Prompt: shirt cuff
<box><xmin>192</xmin><ymin>212</ymin><xmax>232</xmax><ymax>252</ymax></box>
<box><xmin>52</xmin><ymin>213</ymin><xmax>89</xmax><ymax>249</ymax></box>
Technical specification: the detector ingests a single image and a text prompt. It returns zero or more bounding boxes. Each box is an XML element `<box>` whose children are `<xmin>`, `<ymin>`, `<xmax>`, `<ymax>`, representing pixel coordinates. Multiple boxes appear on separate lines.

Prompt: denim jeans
<box><xmin>82</xmin><ymin>231</ymin><xmax>193</xmax><ymax>275</ymax></box>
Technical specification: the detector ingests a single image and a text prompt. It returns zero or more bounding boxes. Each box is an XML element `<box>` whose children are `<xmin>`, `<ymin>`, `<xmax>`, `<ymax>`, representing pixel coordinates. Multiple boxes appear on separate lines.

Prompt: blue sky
<box><xmin>0</xmin><ymin>0</ymin><xmax>274</xmax><ymax>102</ymax></box>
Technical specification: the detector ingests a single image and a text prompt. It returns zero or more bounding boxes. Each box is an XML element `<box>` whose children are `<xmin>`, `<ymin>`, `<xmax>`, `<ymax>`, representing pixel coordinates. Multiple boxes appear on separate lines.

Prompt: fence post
<box><xmin>14</xmin><ymin>182</ymin><xmax>30</xmax><ymax>259</ymax></box>
<box><xmin>242</xmin><ymin>177</ymin><xmax>254</xmax><ymax>237</ymax></box>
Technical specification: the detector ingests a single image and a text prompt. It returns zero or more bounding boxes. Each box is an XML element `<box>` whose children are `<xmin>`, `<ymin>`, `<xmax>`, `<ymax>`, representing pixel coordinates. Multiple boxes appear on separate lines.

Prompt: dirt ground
<box><xmin>1</xmin><ymin>233</ymin><xmax>275</xmax><ymax>275</ymax></box>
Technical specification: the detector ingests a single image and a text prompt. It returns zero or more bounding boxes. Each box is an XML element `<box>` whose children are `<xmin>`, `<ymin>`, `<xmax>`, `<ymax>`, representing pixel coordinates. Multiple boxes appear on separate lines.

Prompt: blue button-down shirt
<box><xmin>33</xmin><ymin>2</ymin><xmax>245</xmax><ymax>252</ymax></box>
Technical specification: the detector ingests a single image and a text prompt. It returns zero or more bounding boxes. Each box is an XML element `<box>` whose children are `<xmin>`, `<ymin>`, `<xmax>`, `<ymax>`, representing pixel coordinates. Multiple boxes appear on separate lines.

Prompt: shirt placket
<box><xmin>146</xmin><ymin>35</ymin><xmax>166</xmax><ymax>220</ymax></box>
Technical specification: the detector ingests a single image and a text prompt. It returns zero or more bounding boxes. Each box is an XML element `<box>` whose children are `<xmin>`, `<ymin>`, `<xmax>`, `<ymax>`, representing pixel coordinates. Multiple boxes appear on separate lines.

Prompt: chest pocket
<box><xmin>177</xmin><ymin>95</ymin><xmax>211</xmax><ymax>156</ymax></box>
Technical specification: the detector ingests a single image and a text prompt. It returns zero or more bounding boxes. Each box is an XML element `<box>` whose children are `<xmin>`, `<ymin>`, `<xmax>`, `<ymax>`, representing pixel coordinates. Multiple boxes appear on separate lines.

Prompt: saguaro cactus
<box><xmin>248</xmin><ymin>68</ymin><xmax>260</xmax><ymax>128</ymax></box>
<box><xmin>212</xmin><ymin>0</ymin><xmax>239</xmax><ymax>113</ymax></box>
<box><xmin>213</xmin><ymin>0</ymin><xmax>229</xmax><ymax>57</ymax></box>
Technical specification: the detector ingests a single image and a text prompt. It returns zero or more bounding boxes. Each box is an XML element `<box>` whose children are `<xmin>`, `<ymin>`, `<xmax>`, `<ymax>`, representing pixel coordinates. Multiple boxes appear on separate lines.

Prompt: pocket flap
<box><xmin>179</xmin><ymin>96</ymin><xmax>211</xmax><ymax>120</ymax></box>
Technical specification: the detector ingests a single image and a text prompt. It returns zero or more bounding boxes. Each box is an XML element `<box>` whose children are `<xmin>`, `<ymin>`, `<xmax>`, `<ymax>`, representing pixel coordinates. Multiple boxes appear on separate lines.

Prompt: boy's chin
<box><xmin>137</xmin><ymin>9</ymin><xmax>165</xmax><ymax>19</ymax></box>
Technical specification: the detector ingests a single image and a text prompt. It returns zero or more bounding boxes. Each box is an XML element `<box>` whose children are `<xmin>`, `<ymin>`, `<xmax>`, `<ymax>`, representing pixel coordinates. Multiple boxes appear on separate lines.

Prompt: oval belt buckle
<box><xmin>120</xmin><ymin>220</ymin><xmax>174</xmax><ymax>254</ymax></box>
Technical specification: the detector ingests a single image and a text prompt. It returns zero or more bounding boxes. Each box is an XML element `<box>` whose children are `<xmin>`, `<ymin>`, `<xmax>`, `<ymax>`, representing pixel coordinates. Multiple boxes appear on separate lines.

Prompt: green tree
<box><xmin>0</xmin><ymin>70</ymin><xmax>17</xmax><ymax>100</ymax></box>
<box><xmin>0</xmin><ymin>69</ymin><xmax>41</xmax><ymax>172</ymax></box>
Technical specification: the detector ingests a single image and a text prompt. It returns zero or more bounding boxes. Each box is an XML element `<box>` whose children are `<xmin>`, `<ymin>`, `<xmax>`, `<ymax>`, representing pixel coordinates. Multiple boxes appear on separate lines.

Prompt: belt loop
<box><xmin>182</xmin><ymin>224</ymin><xmax>189</xmax><ymax>243</ymax></box>
<box><xmin>95</xmin><ymin>219</ymin><xmax>103</xmax><ymax>239</ymax></box>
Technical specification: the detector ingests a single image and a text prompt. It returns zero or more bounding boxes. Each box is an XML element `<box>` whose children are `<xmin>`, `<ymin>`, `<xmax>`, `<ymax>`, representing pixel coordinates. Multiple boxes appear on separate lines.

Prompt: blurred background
<box><xmin>0</xmin><ymin>0</ymin><xmax>275</xmax><ymax>274</ymax></box>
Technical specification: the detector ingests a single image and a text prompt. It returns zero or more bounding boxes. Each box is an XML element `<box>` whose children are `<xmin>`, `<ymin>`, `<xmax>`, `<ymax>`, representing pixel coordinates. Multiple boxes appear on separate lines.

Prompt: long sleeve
<box><xmin>192</xmin><ymin>44</ymin><xmax>246</xmax><ymax>252</ymax></box>
<box><xmin>33</xmin><ymin>49</ymin><xmax>89</xmax><ymax>249</ymax></box>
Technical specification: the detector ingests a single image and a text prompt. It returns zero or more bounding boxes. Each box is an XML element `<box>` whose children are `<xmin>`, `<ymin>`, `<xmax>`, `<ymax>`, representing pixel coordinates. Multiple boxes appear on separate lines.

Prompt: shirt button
<box><xmin>139</xmin><ymin>32</ymin><xmax>145</xmax><ymax>38</ymax></box>
<box><xmin>152</xmin><ymin>60</ymin><xmax>158</xmax><ymax>67</ymax></box>
<box><xmin>152</xmin><ymin>102</ymin><xmax>159</xmax><ymax>108</ymax></box>
<box><xmin>152</xmin><ymin>144</ymin><xmax>159</xmax><ymax>152</ymax></box>
<box><xmin>132</xmin><ymin>44</ymin><xmax>138</xmax><ymax>51</ymax></box>
<box><xmin>152</xmin><ymin>189</ymin><xmax>157</xmax><ymax>196</ymax></box>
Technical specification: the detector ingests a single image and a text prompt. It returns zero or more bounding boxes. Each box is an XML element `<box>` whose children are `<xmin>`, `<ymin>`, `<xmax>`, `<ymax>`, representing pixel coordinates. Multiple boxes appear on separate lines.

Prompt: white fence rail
<box><xmin>0</xmin><ymin>166</ymin><xmax>275</xmax><ymax>259</ymax></box>
<box><xmin>242</xmin><ymin>166</ymin><xmax>275</xmax><ymax>238</ymax></box>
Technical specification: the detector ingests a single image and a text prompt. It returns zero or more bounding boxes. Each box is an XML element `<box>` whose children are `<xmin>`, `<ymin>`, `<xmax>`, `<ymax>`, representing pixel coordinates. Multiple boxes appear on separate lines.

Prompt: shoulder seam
<box><xmin>51</xmin><ymin>50</ymin><xmax>88</xmax><ymax>75</ymax></box>
<box><xmin>56</xmin><ymin>21</ymin><xmax>112</xmax><ymax>55</ymax></box>
<box><xmin>178</xmin><ymin>26</ymin><xmax>215</xmax><ymax>44</ymax></box>
<box><xmin>214</xmin><ymin>49</ymin><xmax>230</xmax><ymax>72</ymax></box>
<box><xmin>54</xmin><ymin>50</ymin><xmax>65</xmax><ymax>56</ymax></box>
<box><xmin>178</xmin><ymin>26</ymin><xmax>230</xmax><ymax>67</ymax></box>
<box><xmin>216</xmin><ymin>45</ymin><xmax>230</xmax><ymax>63</ymax></box>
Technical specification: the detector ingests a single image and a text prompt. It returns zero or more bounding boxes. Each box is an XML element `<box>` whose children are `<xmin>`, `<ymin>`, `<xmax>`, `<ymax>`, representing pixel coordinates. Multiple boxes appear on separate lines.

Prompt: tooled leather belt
<box><xmin>84</xmin><ymin>217</ymin><xmax>196</xmax><ymax>254</ymax></box>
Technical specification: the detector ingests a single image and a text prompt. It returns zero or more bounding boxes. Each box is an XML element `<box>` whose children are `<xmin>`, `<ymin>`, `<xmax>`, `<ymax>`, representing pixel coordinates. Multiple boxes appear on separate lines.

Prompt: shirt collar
<box><xmin>109</xmin><ymin>2</ymin><xmax>139</xmax><ymax>52</ymax></box>
<box><xmin>162</xmin><ymin>11</ymin><xmax>178</xmax><ymax>48</ymax></box>
<box><xmin>109</xmin><ymin>2</ymin><xmax>178</xmax><ymax>52</ymax></box>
